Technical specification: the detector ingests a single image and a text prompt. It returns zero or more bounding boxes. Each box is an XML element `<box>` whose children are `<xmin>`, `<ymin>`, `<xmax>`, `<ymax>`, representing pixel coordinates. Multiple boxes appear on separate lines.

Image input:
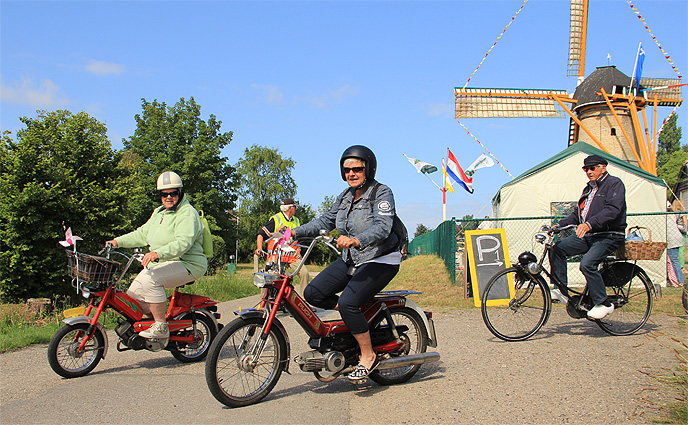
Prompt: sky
<box><xmin>1</xmin><ymin>0</ymin><xmax>686</xmax><ymax>232</ymax></box>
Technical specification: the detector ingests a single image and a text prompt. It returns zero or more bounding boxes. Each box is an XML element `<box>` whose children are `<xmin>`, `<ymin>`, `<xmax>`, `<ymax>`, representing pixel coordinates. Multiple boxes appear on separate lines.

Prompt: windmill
<box><xmin>454</xmin><ymin>0</ymin><xmax>683</xmax><ymax>175</ymax></box>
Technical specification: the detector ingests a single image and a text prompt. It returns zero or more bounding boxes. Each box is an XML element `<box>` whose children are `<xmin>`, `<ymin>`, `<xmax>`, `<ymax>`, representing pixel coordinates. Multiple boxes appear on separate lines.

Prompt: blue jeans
<box><xmin>304</xmin><ymin>258</ymin><xmax>399</xmax><ymax>335</ymax></box>
<box><xmin>548</xmin><ymin>233</ymin><xmax>625</xmax><ymax>305</ymax></box>
<box><xmin>668</xmin><ymin>247</ymin><xmax>685</xmax><ymax>284</ymax></box>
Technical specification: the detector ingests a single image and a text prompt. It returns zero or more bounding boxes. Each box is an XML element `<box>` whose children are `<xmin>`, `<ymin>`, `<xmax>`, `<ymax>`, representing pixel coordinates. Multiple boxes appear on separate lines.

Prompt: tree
<box><xmin>234</xmin><ymin>145</ymin><xmax>298</xmax><ymax>261</ymax></box>
<box><xmin>414</xmin><ymin>224</ymin><xmax>430</xmax><ymax>238</ymax></box>
<box><xmin>0</xmin><ymin>111</ymin><xmax>136</xmax><ymax>301</ymax></box>
<box><xmin>656</xmin><ymin>113</ymin><xmax>685</xmax><ymax>194</ymax></box>
<box><xmin>122</xmin><ymin>97</ymin><xmax>238</xmax><ymax>262</ymax></box>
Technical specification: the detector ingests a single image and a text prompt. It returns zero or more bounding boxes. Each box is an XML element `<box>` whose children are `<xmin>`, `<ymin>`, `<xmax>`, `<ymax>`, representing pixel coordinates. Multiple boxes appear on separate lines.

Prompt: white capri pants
<box><xmin>127</xmin><ymin>261</ymin><xmax>194</xmax><ymax>308</ymax></box>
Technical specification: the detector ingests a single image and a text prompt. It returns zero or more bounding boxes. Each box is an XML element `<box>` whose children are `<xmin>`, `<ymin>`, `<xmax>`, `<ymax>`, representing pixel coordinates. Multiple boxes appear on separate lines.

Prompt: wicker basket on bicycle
<box><xmin>66</xmin><ymin>250</ymin><xmax>121</xmax><ymax>283</ymax></box>
<box><xmin>615</xmin><ymin>226</ymin><xmax>667</xmax><ymax>261</ymax></box>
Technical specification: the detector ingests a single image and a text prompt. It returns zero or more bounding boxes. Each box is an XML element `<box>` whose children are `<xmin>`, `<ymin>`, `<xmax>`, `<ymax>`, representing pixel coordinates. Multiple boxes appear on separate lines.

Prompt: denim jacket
<box><xmin>295</xmin><ymin>180</ymin><xmax>398</xmax><ymax>266</ymax></box>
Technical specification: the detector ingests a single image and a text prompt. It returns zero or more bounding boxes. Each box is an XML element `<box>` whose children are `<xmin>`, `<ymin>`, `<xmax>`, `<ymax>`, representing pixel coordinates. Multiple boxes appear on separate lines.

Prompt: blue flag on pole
<box><xmin>632</xmin><ymin>42</ymin><xmax>645</xmax><ymax>91</ymax></box>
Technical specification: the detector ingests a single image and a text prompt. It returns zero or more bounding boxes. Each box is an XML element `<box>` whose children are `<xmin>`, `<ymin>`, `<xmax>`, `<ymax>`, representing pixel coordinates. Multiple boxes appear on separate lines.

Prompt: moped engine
<box><xmin>296</xmin><ymin>350</ymin><xmax>345</xmax><ymax>373</ymax></box>
<box><xmin>115</xmin><ymin>320</ymin><xmax>166</xmax><ymax>351</ymax></box>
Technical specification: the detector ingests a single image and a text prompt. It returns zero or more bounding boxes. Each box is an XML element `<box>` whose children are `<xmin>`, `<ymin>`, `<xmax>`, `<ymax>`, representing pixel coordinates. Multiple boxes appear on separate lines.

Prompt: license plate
<box><xmin>63</xmin><ymin>306</ymin><xmax>86</xmax><ymax>318</ymax></box>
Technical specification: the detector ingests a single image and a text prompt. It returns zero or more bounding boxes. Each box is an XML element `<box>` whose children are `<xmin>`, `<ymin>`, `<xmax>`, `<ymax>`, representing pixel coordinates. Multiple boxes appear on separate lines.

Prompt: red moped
<box><xmin>205</xmin><ymin>232</ymin><xmax>440</xmax><ymax>407</ymax></box>
<box><xmin>48</xmin><ymin>241</ymin><xmax>221</xmax><ymax>378</ymax></box>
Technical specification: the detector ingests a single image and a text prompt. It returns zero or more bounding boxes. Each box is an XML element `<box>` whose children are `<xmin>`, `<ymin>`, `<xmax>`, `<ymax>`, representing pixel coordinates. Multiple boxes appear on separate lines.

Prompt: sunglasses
<box><xmin>343</xmin><ymin>166</ymin><xmax>365</xmax><ymax>174</ymax></box>
<box><xmin>582</xmin><ymin>165</ymin><xmax>600</xmax><ymax>172</ymax></box>
<box><xmin>160</xmin><ymin>190</ymin><xmax>180</xmax><ymax>198</ymax></box>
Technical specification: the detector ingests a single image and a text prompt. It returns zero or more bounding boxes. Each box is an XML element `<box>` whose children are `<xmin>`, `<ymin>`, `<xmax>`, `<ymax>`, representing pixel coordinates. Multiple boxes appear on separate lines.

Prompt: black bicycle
<box><xmin>481</xmin><ymin>224</ymin><xmax>654</xmax><ymax>341</ymax></box>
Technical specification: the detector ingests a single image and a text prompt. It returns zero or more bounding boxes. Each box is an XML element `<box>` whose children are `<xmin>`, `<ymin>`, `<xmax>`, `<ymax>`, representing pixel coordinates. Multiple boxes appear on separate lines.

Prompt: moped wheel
<box><xmin>481</xmin><ymin>267</ymin><xmax>550</xmax><ymax>342</ymax></box>
<box><xmin>369</xmin><ymin>307</ymin><xmax>428</xmax><ymax>385</ymax></box>
<box><xmin>205</xmin><ymin>316</ymin><xmax>287</xmax><ymax>407</ymax></box>
<box><xmin>596</xmin><ymin>269</ymin><xmax>653</xmax><ymax>336</ymax></box>
<box><xmin>682</xmin><ymin>281</ymin><xmax>688</xmax><ymax>314</ymax></box>
<box><xmin>171</xmin><ymin>314</ymin><xmax>217</xmax><ymax>363</ymax></box>
<box><xmin>47</xmin><ymin>323</ymin><xmax>105</xmax><ymax>378</ymax></box>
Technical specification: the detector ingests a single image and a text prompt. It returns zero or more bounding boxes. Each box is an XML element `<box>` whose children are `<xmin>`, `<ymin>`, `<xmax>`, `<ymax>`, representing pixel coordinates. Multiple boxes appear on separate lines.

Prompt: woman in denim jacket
<box><xmin>293</xmin><ymin>145</ymin><xmax>401</xmax><ymax>383</ymax></box>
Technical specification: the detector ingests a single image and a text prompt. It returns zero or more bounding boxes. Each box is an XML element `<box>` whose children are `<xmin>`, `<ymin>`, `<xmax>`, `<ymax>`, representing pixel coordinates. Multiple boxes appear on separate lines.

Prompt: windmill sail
<box><xmin>454</xmin><ymin>88</ymin><xmax>569</xmax><ymax>119</ymax></box>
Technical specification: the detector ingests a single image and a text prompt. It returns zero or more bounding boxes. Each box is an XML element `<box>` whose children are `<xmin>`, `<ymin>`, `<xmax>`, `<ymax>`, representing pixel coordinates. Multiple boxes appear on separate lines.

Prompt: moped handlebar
<box><xmin>287</xmin><ymin>231</ymin><xmax>340</xmax><ymax>279</ymax></box>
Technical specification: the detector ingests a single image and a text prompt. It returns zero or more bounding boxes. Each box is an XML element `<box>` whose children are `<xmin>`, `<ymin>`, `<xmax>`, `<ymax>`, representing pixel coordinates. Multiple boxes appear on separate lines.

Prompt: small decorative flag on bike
<box><xmin>446</xmin><ymin>149</ymin><xmax>474</xmax><ymax>194</ymax></box>
<box><xmin>403</xmin><ymin>154</ymin><xmax>438</xmax><ymax>174</ymax></box>
<box><xmin>59</xmin><ymin>227</ymin><xmax>83</xmax><ymax>248</ymax></box>
<box><xmin>277</xmin><ymin>227</ymin><xmax>296</xmax><ymax>252</ymax></box>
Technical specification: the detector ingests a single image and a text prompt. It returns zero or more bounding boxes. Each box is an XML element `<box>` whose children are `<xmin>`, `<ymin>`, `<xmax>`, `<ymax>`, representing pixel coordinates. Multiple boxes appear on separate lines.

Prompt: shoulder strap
<box><xmin>368</xmin><ymin>182</ymin><xmax>382</xmax><ymax>210</ymax></box>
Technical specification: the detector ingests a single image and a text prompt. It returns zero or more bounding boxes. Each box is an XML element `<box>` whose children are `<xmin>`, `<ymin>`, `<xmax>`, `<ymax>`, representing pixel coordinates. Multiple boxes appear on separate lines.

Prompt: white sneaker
<box><xmin>139</xmin><ymin>321</ymin><xmax>169</xmax><ymax>339</ymax></box>
<box><xmin>550</xmin><ymin>289</ymin><xmax>569</xmax><ymax>304</ymax></box>
<box><xmin>587</xmin><ymin>303</ymin><xmax>614</xmax><ymax>319</ymax></box>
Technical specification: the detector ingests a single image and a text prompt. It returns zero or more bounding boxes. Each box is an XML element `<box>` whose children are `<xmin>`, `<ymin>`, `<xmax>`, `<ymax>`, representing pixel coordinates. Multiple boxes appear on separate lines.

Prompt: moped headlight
<box><xmin>253</xmin><ymin>272</ymin><xmax>280</xmax><ymax>288</ymax></box>
<box><xmin>81</xmin><ymin>286</ymin><xmax>91</xmax><ymax>299</ymax></box>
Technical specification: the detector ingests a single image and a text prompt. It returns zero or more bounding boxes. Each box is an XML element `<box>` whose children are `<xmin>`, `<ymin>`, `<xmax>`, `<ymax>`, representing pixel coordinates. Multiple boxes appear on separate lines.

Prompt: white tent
<box><xmin>491</xmin><ymin>143</ymin><xmax>668</xmax><ymax>287</ymax></box>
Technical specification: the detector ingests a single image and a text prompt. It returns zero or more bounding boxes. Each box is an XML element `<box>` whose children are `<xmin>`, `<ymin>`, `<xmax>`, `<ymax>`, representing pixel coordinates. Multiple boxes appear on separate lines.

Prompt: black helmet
<box><xmin>340</xmin><ymin>145</ymin><xmax>377</xmax><ymax>181</ymax></box>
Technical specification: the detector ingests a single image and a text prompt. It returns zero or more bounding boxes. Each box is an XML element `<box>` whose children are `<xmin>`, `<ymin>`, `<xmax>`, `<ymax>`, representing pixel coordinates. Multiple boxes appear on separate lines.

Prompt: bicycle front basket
<box><xmin>66</xmin><ymin>250</ymin><xmax>121</xmax><ymax>283</ymax></box>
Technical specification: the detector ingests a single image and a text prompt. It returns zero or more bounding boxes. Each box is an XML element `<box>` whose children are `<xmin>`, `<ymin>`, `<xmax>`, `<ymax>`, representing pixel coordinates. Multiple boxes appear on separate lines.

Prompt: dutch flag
<box><xmin>446</xmin><ymin>149</ymin><xmax>474</xmax><ymax>194</ymax></box>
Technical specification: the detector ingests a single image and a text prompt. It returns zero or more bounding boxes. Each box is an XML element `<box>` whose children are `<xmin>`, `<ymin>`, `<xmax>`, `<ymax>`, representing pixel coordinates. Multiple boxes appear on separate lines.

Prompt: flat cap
<box><xmin>583</xmin><ymin>154</ymin><xmax>608</xmax><ymax>167</ymax></box>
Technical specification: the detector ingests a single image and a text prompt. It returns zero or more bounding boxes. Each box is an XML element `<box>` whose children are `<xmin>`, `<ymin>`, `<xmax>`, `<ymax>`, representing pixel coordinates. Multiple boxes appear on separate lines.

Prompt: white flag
<box><xmin>465</xmin><ymin>153</ymin><xmax>495</xmax><ymax>176</ymax></box>
<box><xmin>404</xmin><ymin>154</ymin><xmax>438</xmax><ymax>174</ymax></box>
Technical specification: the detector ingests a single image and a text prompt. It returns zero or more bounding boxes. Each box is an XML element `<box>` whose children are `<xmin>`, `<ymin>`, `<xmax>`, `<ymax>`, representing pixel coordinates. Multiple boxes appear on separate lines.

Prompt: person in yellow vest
<box><xmin>254</xmin><ymin>198</ymin><xmax>310</xmax><ymax>295</ymax></box>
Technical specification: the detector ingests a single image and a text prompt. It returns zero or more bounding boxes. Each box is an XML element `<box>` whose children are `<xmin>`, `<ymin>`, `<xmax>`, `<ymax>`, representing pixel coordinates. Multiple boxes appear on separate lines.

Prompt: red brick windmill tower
<box><xmin>454</xmin><ymin>0</ymin><xmax>683</xmax><ymax>175</ymax></box>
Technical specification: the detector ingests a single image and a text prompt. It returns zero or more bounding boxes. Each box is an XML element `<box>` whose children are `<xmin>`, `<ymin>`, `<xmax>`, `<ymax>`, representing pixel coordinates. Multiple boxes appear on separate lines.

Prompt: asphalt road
<box><xmin>0</xmin><ymin>295</ymin><xmax>683</xmax><ymax>425</ymax></box>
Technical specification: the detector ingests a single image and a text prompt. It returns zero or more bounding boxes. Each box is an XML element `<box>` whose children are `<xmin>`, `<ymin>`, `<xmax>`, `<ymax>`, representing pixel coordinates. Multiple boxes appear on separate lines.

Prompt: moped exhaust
<box><xmin>376</xmin><ymin>351</ymin><xmax>440</xmax><ymax>370</ymax></box>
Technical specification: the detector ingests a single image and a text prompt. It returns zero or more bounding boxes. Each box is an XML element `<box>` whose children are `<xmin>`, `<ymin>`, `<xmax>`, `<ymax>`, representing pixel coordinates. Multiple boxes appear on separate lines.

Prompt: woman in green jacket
<box><xmin>106</xmin><ymin>171</ymin><xmax>207</xmax><ymax>341</ymax></box>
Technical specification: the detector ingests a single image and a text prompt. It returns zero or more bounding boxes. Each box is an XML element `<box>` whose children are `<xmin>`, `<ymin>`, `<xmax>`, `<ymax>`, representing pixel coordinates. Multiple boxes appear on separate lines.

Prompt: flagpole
<box><xmin>442</xmin><ymin>157</ymin><xmax>447</xmax><ymax>221</ymax></box>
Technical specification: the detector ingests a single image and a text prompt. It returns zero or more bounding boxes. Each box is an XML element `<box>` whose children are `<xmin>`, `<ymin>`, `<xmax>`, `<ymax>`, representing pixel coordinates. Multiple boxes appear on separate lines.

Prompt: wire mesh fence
<box><xmin>408</xmin><ymin>212</ymin><xmax>687</xmax><ymax>291</ymax></box>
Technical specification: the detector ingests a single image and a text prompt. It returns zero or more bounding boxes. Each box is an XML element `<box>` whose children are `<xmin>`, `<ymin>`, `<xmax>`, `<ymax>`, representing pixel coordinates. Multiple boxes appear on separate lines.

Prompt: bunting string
<box><xmin>456</xmin><ymin>119</ymin><xmax>514</xmax><ymax>180</ymax></box>
<box><xmin>461</xmin><ymin>0</ymin><xmax>528</xmax><ymax>91</ymax></box>
<box><xmin>655</xmin><ymin>105</ymin><xmax>680</xmax><ymax>139</ymax></box>
<box><xmin>626</xmin><ymin>1</ymin><xmax>682</xmax><ymax>80</ymax></box>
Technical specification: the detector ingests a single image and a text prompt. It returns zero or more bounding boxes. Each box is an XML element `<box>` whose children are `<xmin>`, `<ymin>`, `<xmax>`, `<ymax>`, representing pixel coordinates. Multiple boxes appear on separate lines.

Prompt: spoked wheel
<box><xmin>171</xmin><ymin>314</ymin><xmax>217</xmax><ymax>362</ymax></box>
<box><xmin>596</xmin><ymin>270</ymin><xmax>653</xmax><ymax>336</ymax></box>
<box><xmin>481</xmin><ymin>267</ymin><xmax>551</xmax><ymax>342</ymax></box>
<box><xmin>682</xmin><ymin>282</ymin><xmax>688</xmax><ymax>314</ymax></box>
<box><xmin>48</xmin><ymin>323</ymin><xmax>105</xmax><ymax>378</ymax></box>
<box><xmin>369</xmin><ymin>307</ymin><xmax>428</xmax><ymax>385</ymax></box>
<box><xmin>205</xmin><ymin>317</ymin><xmax>287</xmax><ymax>408</ymax></box>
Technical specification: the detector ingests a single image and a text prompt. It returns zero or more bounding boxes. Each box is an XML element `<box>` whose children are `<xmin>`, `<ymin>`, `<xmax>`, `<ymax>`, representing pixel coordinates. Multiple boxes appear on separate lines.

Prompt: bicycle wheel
<box><xmin>596</xmin><ymin>269</ymin><xmax>652</xmax><ymax>336</ymax></box>
<box><xmin>205</xmin><ymin>316</ymin><xmax>287</xmax><ymax>408</ymax></box>
<box><xmin>369</xmin><ymin>306</ymin><xmax>428</xmax><ymax>385</ymax></box>
<box><xmin>481</xmin><ymin>267</ymin><xmax>550</xmax><ymax>342</ymax></box>
<box><xmin>171</xmin><ymin>314</ymin><xmax>217</xmax><ymax>363</ymax></box>
<box><xmin>48</xmin><ymin>323</ymin><xmax>105</xmax><ymax>378</ymax></box>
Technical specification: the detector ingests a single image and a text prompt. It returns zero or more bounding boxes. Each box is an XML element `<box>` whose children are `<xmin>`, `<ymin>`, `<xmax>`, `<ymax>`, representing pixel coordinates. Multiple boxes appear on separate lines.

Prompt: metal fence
<box><xmin>407</xmin><ymin>221</ymin><xmax>457</xmax><ymax>283</ymax></box>
<box><xmin>409</xmin><ymin>212</ymin><xmax>686</xmax><ymax>290</ymax></box>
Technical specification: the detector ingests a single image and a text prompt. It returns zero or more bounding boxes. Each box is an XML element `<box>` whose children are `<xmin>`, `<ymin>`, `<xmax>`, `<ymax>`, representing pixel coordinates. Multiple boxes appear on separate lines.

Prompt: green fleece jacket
<box><xmin>115</xmin><ymin>196</ymin><xmax>207</xmax><ymax>279</ymax></box>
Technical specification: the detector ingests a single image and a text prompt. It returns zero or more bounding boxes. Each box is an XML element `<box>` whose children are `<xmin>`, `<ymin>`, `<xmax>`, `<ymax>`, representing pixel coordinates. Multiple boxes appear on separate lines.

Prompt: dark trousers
<box><xmin>548</xmin><ymin>233</ymin><xmax>624</xmax><ymax>305</ymax></box>
<box><xmin>304</xmin><ymin>258</ymin><xmax>399</xmax><ymax>335</ymax></box>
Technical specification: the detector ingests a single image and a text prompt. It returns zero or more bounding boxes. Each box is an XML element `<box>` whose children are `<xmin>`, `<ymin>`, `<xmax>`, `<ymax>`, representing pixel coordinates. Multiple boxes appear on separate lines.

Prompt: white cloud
<box><xmin>250</xmin><ymin>84</ymin><xmax>285</xmax><ymax>106</ymax></box>
<box><xmin>423</xmin><ymin>103</ymin><xmax>454</xmax><ymax>117</ymax></box>
<box><xmin>0</xmin><ymin>76</ymin><xmax>70</xmax><ymax>108</ymax></box>
<box><xmin>250</xmin><ymin>83</ymin><xmax>360</xmax><ymax>109</ymax></box>
<box><xmin>85</xmin><ymin>59</ymin><xmax>126</xmax><ymax>76</ymax></box>
<box><xmin>305</xmin><ymin>84</ymin><xmax>359</xmax><ymax>109</ymax></box>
